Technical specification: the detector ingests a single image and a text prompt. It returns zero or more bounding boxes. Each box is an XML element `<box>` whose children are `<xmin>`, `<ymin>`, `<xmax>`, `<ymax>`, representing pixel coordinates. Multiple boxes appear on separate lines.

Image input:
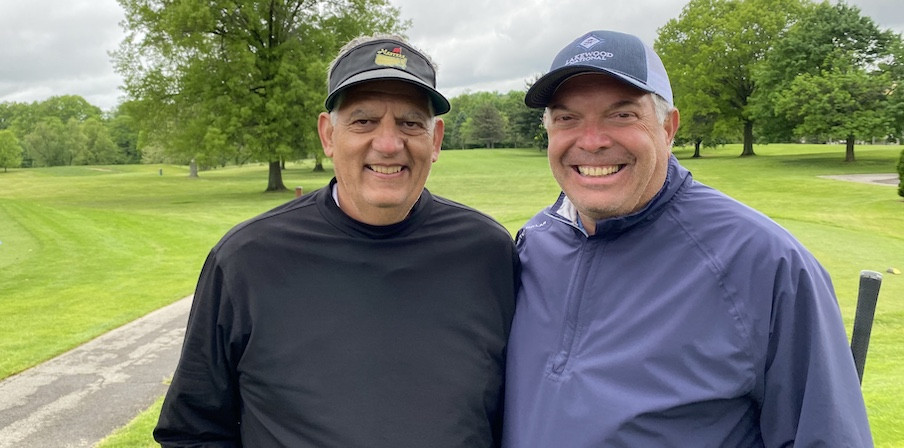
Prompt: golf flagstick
<box><xmin>850</xmin><ymin>270</ymin><xmax>882</xmax><ymax>385</ymax></box>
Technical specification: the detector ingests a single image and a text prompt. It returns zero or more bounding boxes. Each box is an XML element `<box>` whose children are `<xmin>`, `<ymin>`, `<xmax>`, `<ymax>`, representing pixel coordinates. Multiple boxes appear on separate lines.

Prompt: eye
<box><xmin>399</xmin><ymin>120</ymin><xmax>428</xmax><ymax>135</ymax></box>
<box><xmin>610</xmin><ymin>111</ymin><xmax>639</xmax><ymax>122</ymax></box>
<box><xmin>550</xmin><ymin>113</ymin><xmax>578</xmax><ymax>128</ymax></box>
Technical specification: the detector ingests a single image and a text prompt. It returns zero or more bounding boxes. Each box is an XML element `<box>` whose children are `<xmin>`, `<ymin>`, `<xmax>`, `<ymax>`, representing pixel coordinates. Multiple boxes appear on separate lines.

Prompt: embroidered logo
<box><xmin>523</xmin><ymin>220</ymin><xmax>548</xmax><ymax>230</ymax></box>
<box><xmin>375</xmin><ymin>47</ymin><xmax>407</xmax><ymax>69</ymax></box>
<box><xmin>565</xmin><ymin>50</ymin><xmax>615</xmax><ymax>66</ymax></box>
<box><xmin>579</xmin><ymin>35</ymin><xmax>601</xmax><ymax>49</ymax></box>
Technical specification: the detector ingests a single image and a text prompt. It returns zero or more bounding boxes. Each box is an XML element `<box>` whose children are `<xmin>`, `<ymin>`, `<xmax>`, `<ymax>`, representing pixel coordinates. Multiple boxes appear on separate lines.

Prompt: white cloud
<box><xmin>0</xmin><ymin>0</ymin><xmax>900</xmax><ymax>110</ymax></box>
<box><xmin>0</xmin><ymin>0</ymin><xmax>125</xmax><ymax>109</ymax></box>
<box><xmin>396</xmin><ymin>0</ymin><xmax>689</xmax><ymax>97</ymax></box>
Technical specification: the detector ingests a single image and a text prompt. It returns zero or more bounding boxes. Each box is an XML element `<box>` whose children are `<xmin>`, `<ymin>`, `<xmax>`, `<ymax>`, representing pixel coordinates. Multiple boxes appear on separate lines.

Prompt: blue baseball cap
<box><xmin>525</xmin><ymin>30</ymin><xmax>673</xmax><ymax>108</ymax></box>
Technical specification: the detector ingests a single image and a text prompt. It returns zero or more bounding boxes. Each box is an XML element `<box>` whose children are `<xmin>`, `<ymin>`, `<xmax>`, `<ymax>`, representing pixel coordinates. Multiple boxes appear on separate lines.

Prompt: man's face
<box><xmin>318</xmin><ymin>80</ymin><xmax>444</xmax><ymax>225</ymax></box>
<box><xmin>545</xmin><ymin>74</ymin><xmax>679</xmax><ymax>233</ymax></box>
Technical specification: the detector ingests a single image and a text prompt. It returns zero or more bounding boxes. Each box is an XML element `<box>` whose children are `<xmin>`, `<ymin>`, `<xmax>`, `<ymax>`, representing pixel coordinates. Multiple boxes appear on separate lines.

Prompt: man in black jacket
<box><xmin>154</xmin><ymin>34</ymin><xmax>519</xmax><ymax>447</ymax></box>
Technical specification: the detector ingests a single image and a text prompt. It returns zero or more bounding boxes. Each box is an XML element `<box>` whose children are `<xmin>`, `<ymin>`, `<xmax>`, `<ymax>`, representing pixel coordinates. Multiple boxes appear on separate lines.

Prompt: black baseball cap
<box><xmin>325</xmin><ymin>38</ymin><xmax>451</xmax><ymax>115</ymax></box>
<box><xmin>525</xmin><ymin>30</ymin><xmax>673</xmax><ymax>108</ymax></box>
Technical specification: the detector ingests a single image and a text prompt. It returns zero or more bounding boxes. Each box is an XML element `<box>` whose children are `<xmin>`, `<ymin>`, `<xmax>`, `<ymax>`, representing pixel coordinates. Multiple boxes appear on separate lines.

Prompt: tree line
<box><xmin>2</xmin><ymin>0</ymin><xmax>903</xmax><ymax>182</ymax></box>
<box><xmin>0</xmin><ymin>96</ymin><xmax>139</xmax><ymax>171</ymax></box>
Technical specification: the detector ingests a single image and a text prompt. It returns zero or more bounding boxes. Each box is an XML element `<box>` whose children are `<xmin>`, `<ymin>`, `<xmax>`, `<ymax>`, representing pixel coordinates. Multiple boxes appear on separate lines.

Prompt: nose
<box><xmin>372</xmin><ymin>120</ymin><xmax>404</xmax><ymax>155</ymax></box>
<box><xmin>576</xmin><ymin>121</ymin><xmax>613</xmax><ymax>152</ymax></box>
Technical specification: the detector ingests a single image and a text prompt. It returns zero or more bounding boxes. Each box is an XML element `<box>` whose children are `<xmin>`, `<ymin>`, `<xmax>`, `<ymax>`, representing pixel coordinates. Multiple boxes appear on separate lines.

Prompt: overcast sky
<box><xmin>1</xmin><ymin>0</ymin><xmax>901</xmax><ymax>111</ymax></box>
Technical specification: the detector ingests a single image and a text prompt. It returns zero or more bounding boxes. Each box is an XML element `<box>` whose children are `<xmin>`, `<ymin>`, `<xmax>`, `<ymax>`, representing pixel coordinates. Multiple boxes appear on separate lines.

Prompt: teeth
<box><xmin>369</xmin><ymin>165</ymin><xmax>403</xmax><ymax>174</ymax></box>
<box><xmin>577</xmin><ymin>165</ymin><xmax>620</xmax><ymax>177</ymax></box>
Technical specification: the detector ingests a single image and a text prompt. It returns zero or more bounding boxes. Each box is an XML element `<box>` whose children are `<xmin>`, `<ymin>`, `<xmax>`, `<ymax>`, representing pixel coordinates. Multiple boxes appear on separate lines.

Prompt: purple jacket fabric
<box><xmin>503</xmin><ymin>156</ymin><xmax>872</xmax><ymax>447</ymax></box>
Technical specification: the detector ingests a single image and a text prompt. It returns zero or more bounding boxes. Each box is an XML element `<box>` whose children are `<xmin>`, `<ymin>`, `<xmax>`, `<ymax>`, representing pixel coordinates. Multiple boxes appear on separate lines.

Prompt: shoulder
<box><xmin>212</xmin><ymin>187</ymin><xmax>323</xmax><ymax>256</ymax></box>
<box><xmin>672</xmin><ymin>181</ymin><xmax>802</xmax><ymax>248</ymax></box>
<box><xmin>665</xmin><ymin>180</ymin><xmax>827</xmax><ymax>291</ymax></box>
<box><xmin>429</xmin><ymin>194</ymin><xmax>514</xmax><ymax>242</ymax></box>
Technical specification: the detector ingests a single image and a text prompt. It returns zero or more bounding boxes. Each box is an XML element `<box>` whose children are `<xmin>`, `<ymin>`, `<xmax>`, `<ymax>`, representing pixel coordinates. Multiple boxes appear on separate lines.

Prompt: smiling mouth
<box><xmin>576</xmin><ymin>165</ymin><xmax>623</xmax><ymax>177</ymax></box>
<box><xmin>368</xmin><ymin>165</ymin><xmax>404</xmax><ymax>174</ymax></box>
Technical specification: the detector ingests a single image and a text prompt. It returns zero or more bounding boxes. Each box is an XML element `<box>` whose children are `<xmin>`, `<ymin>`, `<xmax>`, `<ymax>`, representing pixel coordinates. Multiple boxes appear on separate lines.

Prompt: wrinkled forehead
<box><xmin>338</xmin><ymin>80</ymin><xmax>433</xmax><ymax>114</ymax></box>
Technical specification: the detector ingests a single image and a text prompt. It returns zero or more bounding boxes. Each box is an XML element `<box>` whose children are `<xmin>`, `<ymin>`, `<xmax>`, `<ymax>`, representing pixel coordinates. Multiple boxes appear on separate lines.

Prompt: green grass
<box><xmin>0</xmin><ymin>161</ymin><xmax>335</xmax><ymax>379</ymax></box>
<box><xmin>2</xmin><ymin>144</ymin><xmax>902</xmax><ymax>446</ymax></box>
<box><xmin>96</xmin><ymin>396</ymin><xmax>164</xmax><ymax>448</ymax></box>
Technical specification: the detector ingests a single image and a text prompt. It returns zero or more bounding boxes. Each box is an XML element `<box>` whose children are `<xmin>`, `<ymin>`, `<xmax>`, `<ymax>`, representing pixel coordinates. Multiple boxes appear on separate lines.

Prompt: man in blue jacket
<box><xmin>503</xmin><ymin>29</ymin><xmax>872</xmax><ymax>447</ymax></box>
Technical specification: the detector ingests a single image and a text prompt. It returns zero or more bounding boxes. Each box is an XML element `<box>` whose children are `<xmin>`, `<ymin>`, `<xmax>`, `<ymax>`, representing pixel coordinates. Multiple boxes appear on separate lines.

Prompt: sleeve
<box><xmin>758</xmin><ymin>252</ymin><xmax>873</xmax><ymax>447</ymax></box>
<box><xmin>153</xmin><ymin>250</ymin><xmax>245</xmax><ymax>447</ymax></box>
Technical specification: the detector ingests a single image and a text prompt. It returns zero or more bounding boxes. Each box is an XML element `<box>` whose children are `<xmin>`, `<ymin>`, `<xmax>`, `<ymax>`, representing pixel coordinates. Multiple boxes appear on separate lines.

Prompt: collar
<box><xmin>319</xmin><ymin>178</ymin><xmax>432</xmax><ymax>239</ymax></box>
<box><xmin>546</xmin><ymin>155</ymin><xmax>693</xmax><ymax>239</ymax></box>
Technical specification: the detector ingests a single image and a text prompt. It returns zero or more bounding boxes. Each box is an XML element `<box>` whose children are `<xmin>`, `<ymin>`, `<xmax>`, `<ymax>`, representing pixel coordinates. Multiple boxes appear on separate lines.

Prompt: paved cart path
<box><xmin>819</xmin><ymin>172</ymin><xmax>899</xmax><ymax>186</ymax></box>
<box><xmin>0</xmin><ymin>296</ymin><xmax>192</xmax><ymax>448</ymax></box>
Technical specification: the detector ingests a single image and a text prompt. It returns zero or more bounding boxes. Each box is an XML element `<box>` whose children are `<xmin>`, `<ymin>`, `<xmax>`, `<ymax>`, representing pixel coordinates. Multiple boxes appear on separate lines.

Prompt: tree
<box><xmin>2</xmin><ymin>96</ymin><xmax>99</xmax><ymax>142</ymax></box>
<box><xmin>888</xmin><ymin>39</ymin><xmax>904</xmax><ymax>141</ymax></box>
<box><xmin>74</xmin><ymin>118</ymin><xmax>121</xmax><ymax>165</ymax></box>
<box><xmin>467</xmin><ymin>103</ymin><xmax>507</xmax><ymax>149</ymax></box>
<box><xmin>64</xmin><ymin>118</ymin><xmax>89</xmax><ymax>166</ymax></box>
<box><xmin>36</xmin><ymin>95</ymin><xmax>102</xmax><ymax>125</ymax></box>
<box><xmin>107</xmin><ymin>104</ymin><xmax>142</xmax><ymax>164</ymax></box>
<box><xmin>500</xmin><ymin>90</ymin><xmax>544</xmax><ymax>149</ymax></box>
<box><xmin>0</xmin><ymin>129</ymin><xmax>22</xmax><ymax>172</ymax></box>
<box><xmin>774</xmin><ymin>67</ymin><xmax>892</xmax><ymax>161</ymax></box>
<box><xmin>897</xmin><ymin>148</ymin><xmax>904</xmax><ymax>198</ymax></box>
<box><xmin>443</xmin><ymin>110</ymin><xmax>469</xmax><ymax>150</ymax></box>
<box><xmin>657</xmin><ymin>0</ymin><xmax>803</xmax><ymax>156</ymax></box>
<box><xmin>23</xmin><ymin>118</ymin><xmax>69</xmax><ymax>167</ymax></box>
<box><xmin>0</xmin><ymin>103</ymin><xmax>19</xmax><ymax>130</ymax></box>
<box><xmin>754</xmin><ymin>1</ymin><xmax>901</xmax><ymax>157</ymax></box>
<box><xmin>114</xmin><ymin>0</ymin><xmax>406</xmax><ymax>191</ymax></box>
<box><xmin>443</xmin><ymin>92</ymin><xmax>480</xmax><ymax>149</ymax></box>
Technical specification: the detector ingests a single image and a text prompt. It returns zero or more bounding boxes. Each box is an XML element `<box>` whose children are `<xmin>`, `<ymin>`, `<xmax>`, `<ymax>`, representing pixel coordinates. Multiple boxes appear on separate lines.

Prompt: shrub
<box><xmin>898</xmin><ymin>148</ymin><xmax>904</xmax><ymax>198</ymax></box>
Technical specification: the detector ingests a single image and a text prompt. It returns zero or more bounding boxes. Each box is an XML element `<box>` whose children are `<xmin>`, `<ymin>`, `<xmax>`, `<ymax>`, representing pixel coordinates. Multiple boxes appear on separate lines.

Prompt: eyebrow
<box><xmin>345</xmin><ymin>107</ymin><xmax>429</xmax><ymax>123</ymax></box>
<box><xmin>398</xmin><ymin>110</ymin><xmax>429</xmax><ymax>122</ymax></box>
<box><xmin>346</xmin><ymin>108</ymin><xmax>374</xmax><ymax>120</ymax></box>
<box><xmin>548</xmin><ymin>97</ymin><xmax>643</xmax><ymax>113</ymax></box>
<box><xmin>608</xmin><ymin>99</ymin><xmax>643</xmax><ymax>110</ymax></box>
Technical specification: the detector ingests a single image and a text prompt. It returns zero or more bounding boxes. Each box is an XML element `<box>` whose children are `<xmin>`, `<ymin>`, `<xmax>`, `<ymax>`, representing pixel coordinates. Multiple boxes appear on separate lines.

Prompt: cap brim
<box><xmin>325</xmin><ymin>68</ymin><xmax>451</xmax><ymax>115</ymax></box>
<box><xmin>525</xmin><ymin>66</ymin><xmax>654</xmax><ymax>108</ymax></box>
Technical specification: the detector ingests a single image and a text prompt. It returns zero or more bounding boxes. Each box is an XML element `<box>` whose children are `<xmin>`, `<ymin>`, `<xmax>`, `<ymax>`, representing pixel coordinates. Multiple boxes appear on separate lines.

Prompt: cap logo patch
<box><xmin>579</xmin><ymin>36</ymin><xmax>601</xmax><ymax>49</ymax></box>
<box><xmin>375</xmin><ymin>47</ymin><xmax>407</xmax><ymax>69</ymax></box>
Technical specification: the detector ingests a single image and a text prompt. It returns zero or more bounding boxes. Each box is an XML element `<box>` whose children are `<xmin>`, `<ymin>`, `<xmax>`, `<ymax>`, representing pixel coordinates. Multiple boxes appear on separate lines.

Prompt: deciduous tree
<box><xmin>114</xmin><ymin>0</ymin><xmax>406</xmax><ymax>191</ymax></box>
<box><xmin>23</xmin><ymin>118</ymin><xmax>69</xmax><ymax>167</ymax></box>
<box><xmin>0</xmin><ymin>129</ymin><xmax>22</xmax><ymax>172</ymax></box>
<box><xmin>656</xmin><ymin>0</ymin><xmax>803</xmax><ymax>156</ymax></box>
<box><xmin>755</xmin><ymin>1</ymin><xmax>901</xmax><ymax>160</ymax></box>
<box><xmin>467</xmin><ymin>103</ymin><xmax>507</xmax><ymax>149</ymax></box>
<box><xmin>74</xmin><ymin>118</ymin><xmax>121</xmax><ymax>165</ymax></box>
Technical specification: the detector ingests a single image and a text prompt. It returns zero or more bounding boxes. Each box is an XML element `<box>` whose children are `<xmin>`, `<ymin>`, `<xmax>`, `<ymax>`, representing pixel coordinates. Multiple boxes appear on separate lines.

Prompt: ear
<box><xmin>663</xmin><ymin>107</ymin><xmax>680</xmax><ymax>148</ymax></box>
<box><xmin>431</xmin><ymin>117</ymin><xmax>444</xmax><ymax>163</ymax></box>
<box><xmin>318</xmin><ymin>112</ymin><xmax>335</xmax><ymax>157</ymax></box>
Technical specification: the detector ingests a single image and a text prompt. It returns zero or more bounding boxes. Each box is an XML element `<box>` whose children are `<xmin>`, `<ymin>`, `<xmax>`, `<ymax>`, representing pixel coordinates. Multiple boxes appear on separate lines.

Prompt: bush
<box><xmin>898</xmin><ymin>148</ymin><xmax>904</xmax><ymax>198</ymax></box>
